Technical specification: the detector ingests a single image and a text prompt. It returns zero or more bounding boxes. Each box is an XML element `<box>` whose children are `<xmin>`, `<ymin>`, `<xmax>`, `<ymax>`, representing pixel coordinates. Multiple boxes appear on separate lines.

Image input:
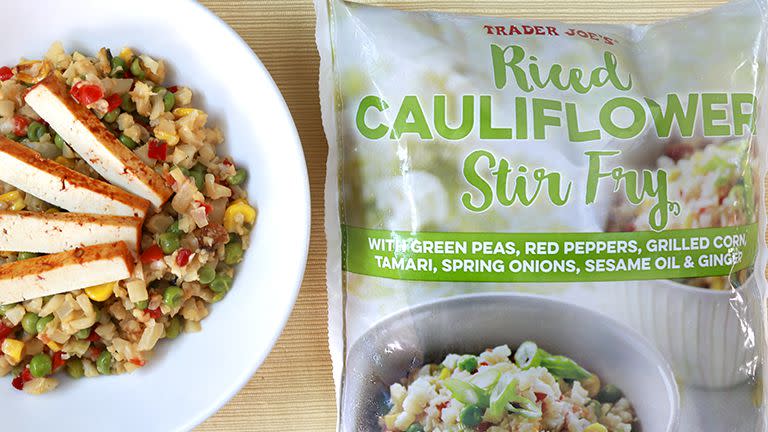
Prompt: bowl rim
<box><xmin>345</xmin><ymin>292</ymin><xmax>681</xmax><ymax>432</ymax></box>
<box><xmin>651</xmin><ymin>273</ymin><xmax>756</xmax><ymax>297</ymax></box>
<box><xmin>177</xmin><ymin>1</ymin><xmax>311</xmax><ymax>429</ymax></box>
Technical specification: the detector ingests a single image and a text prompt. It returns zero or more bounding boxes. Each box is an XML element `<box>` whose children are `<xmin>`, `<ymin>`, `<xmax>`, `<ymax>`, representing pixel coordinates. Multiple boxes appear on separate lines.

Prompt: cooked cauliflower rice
<box><xmin>381</xmin><ymin>343</ymin><xmax>636</xmax><ymax>432</ymax></box>
<box><xmin>0</xmin><ymin>43</ymin><xmax>255</xmax><ymax>393</ymax></box>
<box><xmin>610</xmin><ymin>139</ymin><xmax>757</xmax><ymax>289</ymax></box>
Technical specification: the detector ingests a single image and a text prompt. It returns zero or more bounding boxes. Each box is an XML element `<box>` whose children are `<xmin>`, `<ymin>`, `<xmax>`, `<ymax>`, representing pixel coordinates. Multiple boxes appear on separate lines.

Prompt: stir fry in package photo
<box><xmin>316</xmin><ymin>0</ymin><xmax>768</xmax><ymax>431</ymax></box>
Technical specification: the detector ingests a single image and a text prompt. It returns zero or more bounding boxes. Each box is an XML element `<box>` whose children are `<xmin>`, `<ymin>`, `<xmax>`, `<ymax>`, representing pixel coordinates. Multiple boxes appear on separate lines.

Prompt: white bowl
<box><xmin>0</xmin><ymin>1</ymin><xmax>310</xmax><ymax>430</ymax></box>
<box><xmin>604</xmin><ymin>278</ymin><xmax>760</xmax><ymax>388</ymax></box>
<box><xmin>343</xmin><ymin>293</ymin><xmax>680</xmax><ymax>432</ymax></box>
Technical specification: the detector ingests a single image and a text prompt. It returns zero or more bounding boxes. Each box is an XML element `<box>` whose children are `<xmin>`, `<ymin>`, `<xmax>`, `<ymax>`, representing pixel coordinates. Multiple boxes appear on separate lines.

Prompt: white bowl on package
<box><xmin>0</xmin><ymin>1</ymin><xmax>310</xmax><ymax>430</ymax></box>
<box><xmin>606</xmin><ymin>277</ymin><xmax>760</xmax><ymax>388</ymax></box>
<box><xmin>344</xmin><ymin>293</ymin><xmax>680</xmax><ymax>432</ymax></box>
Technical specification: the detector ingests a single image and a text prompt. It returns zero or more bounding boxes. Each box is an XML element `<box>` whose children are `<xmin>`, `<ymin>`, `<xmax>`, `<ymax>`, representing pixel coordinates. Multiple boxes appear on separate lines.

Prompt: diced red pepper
<box><xmin>105</xmin><ymin>93</ymin><xmax>122</xmax><ymax>112</ymax></box>
<box><xmin>195</xmin><ymin>200</ymin><xmax>212</xmax><ymax>215</ymax></box>
<box><xmin>129</xmin><ymin>358</ymin><xmax>146</xmax><ymax>367</ymax></box>
<box><xmin>12</xmin><ymin>115</ymin><xmax>30</xmax><ymax>137</ymax></box>
<box><xmin>222</xmin><ymin>159</ymin><xmax>233</xmax><ymax>167</ymax></box>
<box><xmin>145</xmin><ymin>308</ymin><xmax>162</xmax><ymax>320</ymax></box>
<box><xmin>147</xmin><ymin>138</ymin><xmax>167</xmax><ymax>161</ymax></box>
<box><xmin>477</xmin><ymin>423</ymin><xmax>492</xmax><ymax>432</ymax></box>
<box><xmin>535</xmin><ymin>392</ymin><xmax>548</xmax><ymax>403</ymax></box>
<box><xmin>86</xmin><ymin>329</ymin><xmax>101</xmax><ymax>342</ymax></box>
<box><xmin>175</xmin><ymin>248</ymin><xmax>192</xmax><ymax>267</ymax></box>
<box><xmin>11</xmin><ymin>376</ymin><xmax>23</xmax><ymax>390</ymax></box>
<box><xmin>69</xmin><ymin>82</ymin><xmax>104</xmax><ymax>106</ymax></box>
<box><xmin>168</xmin><ymin>85</ymin><xmax>178</xmax><ymax>93</ymax></box>
<box><xmin>21</xmin><ymin>367</ymin><xmax>32</xmax><ymax>382</ymax></box>
<box><xmin>140</xmin><ymin>244</ymin><xmax>165</xmax><ymax>263</ymax></box>
<box><xmin>0</xmin><ymin>322</ymin><xmax>14</xmax><ymax>341</ymax></box>
<box><xmin>88</xmin><ymin>346</ymin><xmax>102</xmax><ymax>359</ymax></box>
<box><xmin>0</xmin><ymin>66</ymin><xmax>13</xmax><ymax>81</ymax></box>
<box><xmin>479</xmin><ymin>361</ymin><xmax>489</xmax><ymax>367</ymax></box>
<box><xmin>52</xmin><ymin>352</ymin><xmax>65</xmax><ymax>371</ymax></box>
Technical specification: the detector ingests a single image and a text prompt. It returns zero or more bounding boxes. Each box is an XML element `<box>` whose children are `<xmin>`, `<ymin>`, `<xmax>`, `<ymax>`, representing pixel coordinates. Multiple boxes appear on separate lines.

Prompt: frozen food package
<box><xmin>316</xmin><ymin>1</ymin><xmax>768</xmax><ymax>430</ymax></box>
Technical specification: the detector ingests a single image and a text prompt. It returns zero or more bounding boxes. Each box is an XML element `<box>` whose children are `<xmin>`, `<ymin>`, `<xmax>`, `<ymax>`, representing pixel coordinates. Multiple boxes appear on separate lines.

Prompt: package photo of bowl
<box><xmin>0</xmin><ymin>1</ymin><xmax>766</xmax><ymax>431</ymax></box>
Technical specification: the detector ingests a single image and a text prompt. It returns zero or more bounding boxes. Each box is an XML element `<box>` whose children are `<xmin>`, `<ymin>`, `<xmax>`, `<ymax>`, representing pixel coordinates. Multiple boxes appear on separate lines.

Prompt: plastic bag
<box><xmin>316</xmin><ymin>1</ymin><xmax>768</xmax><ymax>430</ymax></box>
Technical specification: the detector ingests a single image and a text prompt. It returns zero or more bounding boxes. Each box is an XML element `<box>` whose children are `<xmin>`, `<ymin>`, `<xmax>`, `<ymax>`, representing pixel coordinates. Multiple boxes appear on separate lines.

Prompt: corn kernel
<box><xmin>45</xmin><ymin>208</ymin><xmax>60</xmax><ymax>214</ymax></box>
<box><xmin>54</xmin><ymin>156</ymin><xmax>74</xmax><ymax>169</ymax></box>
<box><xmin>223</xmin><ymin>199</ymin><xmax>257</xmax><ymax>232</ymax></box>
<box><xmin>584</xmin><ymin>424</ymin><xmax>608</xmax><ymax>432</ymax></box>
<box><xmin>46</xmin><ymin>341</ymin><xmax>62</xmax><ymax>352</ymax></box>
<box><xmin>119</xmin><ymin>48</ymin><xmax>134</xmax><ymax>62</ymax></box>
<box><xmin>155</xmin><ymin>130</ymin><xmax>179</xmax><ymax>146</ymax></box>
<box><xmin>0</xmin><ymin>190</ymin><xmax>25</xmax><ymax>211</ymax></box>
<box><xmin>172</xmin><ymin>108</ymin><xmax>203</xmax><ymax>119</ymax></box>
<box><xmin>383</xmin><ymin>414</ymin><xmax>398</xmax><ymax>430</ymax></box>
<box><xmin>1</xmin><ymin>338</ymin><xmax>25</xmax><ymax>364</ymax></box>
<box><xmin>84</xmin><ymin>281</ymin><xmax>117</xmax><ymax>302</ymax></box>
<box><xmin>438</xmin><ymin>367</ymin><xmax>451</xmax><ymax>380</ymax></box>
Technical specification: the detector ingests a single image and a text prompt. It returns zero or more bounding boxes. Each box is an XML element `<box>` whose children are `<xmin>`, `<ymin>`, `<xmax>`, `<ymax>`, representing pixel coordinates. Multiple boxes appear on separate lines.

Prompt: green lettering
<box><xmin>355</xmin><ymin>95</ymin><xmax>389</xmax><ymax>139</ymax></box>
<box><xmin>565</xmin><ymin>102</ymin><xmax>600</xmax><ymax>142</ymax></box>
<box><xmin>480</xmin><ymin>95</ymin><xmax>513</xmax><ymax>139</ymax></box>
<box><xmin>701</xmin><ymin>93</ymin><xmax>731</xmax><ymax>137</ymax></box>
<box><xmin>600</xmin><ymin>97</ymin><xmax>646</xmax><ymax>139</ymax></box>
<box><xmin>390</xmin><ymin>96</ymin><xmax>433</xmax><ymax>140</ymax></box>
<box><xmin>732</xmin><ymin>93</ymin><xmax>757</xmax><ymax>136</ymax></box>
<box><xmin>532</xmin><ymin>98</ymin><xmax>562</xmax><ymax>140</ymax></box>
<box><xmin>490</xmin><ymin>44</ymin><xmax>533</xmax><ymax>91</ymax></box>
<box><xmin>645</xmin><ymin>94</ymin><xmax>698</xmax><ymax>138</ymax></box>
<box><xmin>462</xmin><ymin>150</ymin><xmax>495</xmax><ymax>212</ymax></box>
<box><xmin>434</xmin><ymin>95</ymin><xmax>474</xmax><ymax>140</ymax></box>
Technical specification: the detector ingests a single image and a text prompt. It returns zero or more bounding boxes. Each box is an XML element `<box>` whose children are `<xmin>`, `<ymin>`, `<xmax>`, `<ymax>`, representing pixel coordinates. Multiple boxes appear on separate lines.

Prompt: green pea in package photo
<box><xmin>316</xmin><ymin>0</ymin><xmax>768</xmax><ymax>430</ymax></box>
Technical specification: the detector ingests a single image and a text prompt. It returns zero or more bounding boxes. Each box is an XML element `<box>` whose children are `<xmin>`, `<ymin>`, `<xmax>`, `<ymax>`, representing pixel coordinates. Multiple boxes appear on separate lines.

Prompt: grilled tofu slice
<box><xmin>0</xmin><ymin>211</ymin><xmax>142</xmax><ymax>254</ymax></box>
<box><xmin>0</xmin><ymin>136</ymin><xmax>150</xmax><ymax>218</ymax></box>
<box><xmin>0</xmin><ymin>241</ymin><xmax>134</xmax><ymax>305</ymax></box>
<box><xmin>25</xmin><ymin>74</ymin><xmax>172</xmax><ymax>208</ymax></box>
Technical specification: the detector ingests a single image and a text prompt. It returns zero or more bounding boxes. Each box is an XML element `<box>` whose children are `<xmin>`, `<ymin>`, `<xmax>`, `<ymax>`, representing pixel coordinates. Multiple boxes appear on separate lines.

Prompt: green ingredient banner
<box><xmin>341</xmin><ymin>224</ymin><xmax>758</xmax><ymax>282</ymax></box>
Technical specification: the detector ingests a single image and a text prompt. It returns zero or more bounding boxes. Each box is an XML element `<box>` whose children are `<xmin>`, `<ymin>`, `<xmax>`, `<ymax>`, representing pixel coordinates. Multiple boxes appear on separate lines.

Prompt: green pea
<box><xmin>459</xmin><ymin>404</ymin><xmax>483</xmax><ymax>427</ymax></box>
<box><xmin>166</xmin><ymin>220</ymin><xmax>181</xmax><ymax>234</ymax></box>
<box><xmin>163</xmin><ymin>286</ymin><xmax>183</xmax><ymax>308</ymax></box>
<box><xmin>111</xmin><ymin>56</ymin><xmax>126</xmax><ymax>75</ymax></box>
<box><xmin>596</xmin><ymin>384</ymin><xmax>623</xmax><ymax>404</ymax></box>
<box><xmin>130</xmin><ymin>58</ymin><xmax>145</xmax><ymax>79</ymax></box>
<box><xmin>27</xmin><ymin>121</ymin><xmax>45</xmax><ymax>141</ymax></box>
<box><xmin>17</xmin><ymin>252</ymin><xmax>38</xmax><ymax>261</ymax></box>
<box><xmin>198</xmin><ymin>265</ymin><xmax>216</xmax><ymax>285</ymax></box>
<box><xmin>103</xmin><ymin>108</ymin><xmax>120</xmax><ymax>123</ymax></box>
<box><xmin>134</xmin><ymin>300</ymin><xmax>148</xmax><ymax>310</ymax></box>
<box><xmin>66</xmin><ymin>358</ymin><xmax>84</xmax><ymax>379</ymax></box>
<box><xmin>224</xmin><ymin>241</ymin><xmax>244</xmax><ymax>265</ymax></box>
<box><xmin>166</xmin><ymin>316</ymin><xmax>182</xmax><ymax>339</ymax></box>
<box><xmin>209</xmin><ymin>274</ymin><xmax>232</xmax><ymax>293</ymax></box>
<box><xmin>158</xmin><ymin>232</ymin><xmax>181</xmax><ymax>254</ymax></box>
<box><xmin>228</xmin><ymin>168</ymin><xmax>247</xmax><ymax>186</ymax></box>
<box><xmin>120</xmin><ymin>93</ymin><xmax>136</xmax><ymax>112</ymax></box>
<box><xmin>163</xmin><ymin>91</ymin><xmax>175</xmax><ymax>112</ymax></box>
<box><xmin>74</xmin><ymin>327</ymin><xmax>91</xmax><ymax>340</ymax></box>
<box><xmin>53</xmin><ymin>134</ymin><xmax>66</xmax><ymax>150</ymax></box>
<box><xmin>405</xmin><ymin>424</ymin><xmax>424</xmax><ymax>432</ymax></box>
<box><xmin>210</xmin><ymin>292</ymin><xmax>226</xmax><ymax>303</ymax></box>
<box><xmin>96</xmin><ymin>350</ymin><xmax>112</xmax><ymax>375</ymax></box>
<box><xmin>21</xmin><ymin>312</ymin><xmax>39</xmax><ymax>335</ymax></box>
<box><xmin>29</xmin><ymin>354</ymin><xmax>52</xmax><ymax>378</ymax></box>
<box><xmin>189</xmin><ymin>169</ymin><xmax>205</xmax><ymax>190</ymax></box>
<box><xmin>36</xmin><ymin>315</ymin><xmax>54</xmax><ymax>334</ymax></box>
<box><xmin>0</xmin><ymin>303</ymin><xmax>16</xmax><ymax>316</ymax></box>
<box><xmin>118</xmin><ymin>134</ymin><xmax>138</xmax><ymax>150</ymax></box>
<box><xmin>458</xmin><ymin>356</ymin><xmax>478</xmax><ymax>373</ymax></box>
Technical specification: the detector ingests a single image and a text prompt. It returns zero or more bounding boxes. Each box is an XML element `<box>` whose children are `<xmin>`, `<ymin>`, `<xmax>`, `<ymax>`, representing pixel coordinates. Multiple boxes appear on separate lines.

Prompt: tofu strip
<box><xmin>25</xmin><ymin>74</ymin><xmax>172</xmax><ymax>208</ymax></box>
<box><xmin>0</xmin><ymin>211</ymin><xmax>142</xmax><ymax>253</ymax></box>
<box><xmin>0</xmin><ymin>242</ymin><xmax>134</xmax><ymax>305</ymax></box>
<box><xmin>0</xmin><ymin>137</ymin><xmax>150</xmax><ymax>218</ymax></box>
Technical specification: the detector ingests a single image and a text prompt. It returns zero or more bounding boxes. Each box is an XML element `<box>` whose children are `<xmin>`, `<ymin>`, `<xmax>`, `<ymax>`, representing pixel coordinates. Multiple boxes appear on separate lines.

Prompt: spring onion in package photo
<box><xmin>316</xmin><ymin>0</ymin><xmax>768</xmax><ymax>430</ymax></box>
